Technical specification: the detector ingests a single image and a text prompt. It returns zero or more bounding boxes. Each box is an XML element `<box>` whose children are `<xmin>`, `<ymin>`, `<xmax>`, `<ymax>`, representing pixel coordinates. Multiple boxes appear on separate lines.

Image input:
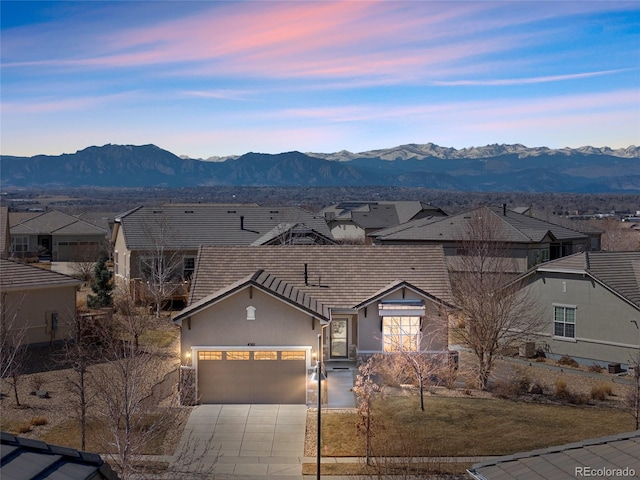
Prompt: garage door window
<box><xmin>226</xmin><ymin>351</ymin><xmax>250</xmax><ymax>360</ymax></box>
<box><xmin>199</xmin><ymin>351</ymin><xmax>222</xmax><ymax>360</ymax></box>
<box><xmin>281</xmin><ymin>351</ymin><xmax>305</xmax><ymax>360</ymax></box>
<box><xmin>254</xmin><ymin>351</ymin><xmax>277</xmax><ymax>360</ymax></box>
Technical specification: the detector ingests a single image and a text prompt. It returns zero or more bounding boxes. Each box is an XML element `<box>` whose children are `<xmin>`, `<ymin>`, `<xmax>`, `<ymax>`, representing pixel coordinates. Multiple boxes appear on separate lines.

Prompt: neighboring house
<box><xmin>111</xmin><ymin>204</ymin><xmax>334</xmax><ymax>284</ymax></box>
<box><xmin>9</xmin><ymin>209</ymin><xmax>109</xmax><ymax>262</ymax></box>
<box><xmin>0</xmin><ymin>206</ymin><xmax>9</xmax><ymax>258</ymax></box>
<box><xmin>519</xmin><ymin>251</ymin><xmax>640</xmax><ymax>367</ymax></box>
<box><xmin>173</xmin><ymin>245</ymin><xmax>454</xmax><ymax>404</ymax></box>
<box><xmin>372</xmin><ymin>205</ymin><xmax>592</xmax><ymax>273</ymax></box>
<box><xmin>511</xmin><ymin>206</ymin><xmax>603</xmax><ymax>251</ymax></box>
<box><xmin>468</xmin><ymin>431</ymin><xmax>640</xmax><ymax>480</ymax></box>
<box><xmin>321</xmin><ymin>201</ymin><xmax>448</xmax><ymax>243</ymax></box>
<box><xmin>1</xmin><ymin>431</ymin><xmax>119</xmax><ymax>480</ymax></box>
<box><xmin>0</xmin><ymin>259</ymin><xmax>82</xmax><ymax>346</ymax></box>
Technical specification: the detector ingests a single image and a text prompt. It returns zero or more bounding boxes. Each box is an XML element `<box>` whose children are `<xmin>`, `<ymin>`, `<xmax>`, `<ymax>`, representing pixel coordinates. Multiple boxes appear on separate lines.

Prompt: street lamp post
<box><xmin>311</xmin><ymin>332</ymin><xmax>326</xmax><ymax>480</ymax></box>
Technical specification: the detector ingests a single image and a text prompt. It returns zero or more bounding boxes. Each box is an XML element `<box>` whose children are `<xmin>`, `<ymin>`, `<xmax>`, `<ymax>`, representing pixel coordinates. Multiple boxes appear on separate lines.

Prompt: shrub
<box><xmin>555</xmin><ymin>378</ymin><xmax>589</xmax><ymax>404</ymax></box>
<box><xmin>29</xmin><ymin>374</ymin><xmax>45</xmax><ymax>393</ymax></box>
<box><xmin>590</xmin><ymin>383</ymin><xmax>613</xmax><ymax>401</ymax></box>
<box><xmin>493</xmin><ymin>369</ymin><xmax>530</xmax><ymax>398</ymax></box>
<box><xmin>30</xmin><ymin>416</ymin><xmax>48</xmax><ymax>426</ymax></box>
<box><xmin>554</xmin><ymin>379</ymin><xmax>569</xmax><ymax>398</ymax></box>
<box><xmin>17</xmin><ymin>423</ymin><xmax>32</xmax><ymax>434</ymax></box>
<box><xmin>558</xmin><ymin>355</ymin><xmax>579</xmax><ymax>368</ymax></box>
<box><xmin>588</xmin><ymin>363</ymin><xmax>603</xmax><ymax>373</ymax></box>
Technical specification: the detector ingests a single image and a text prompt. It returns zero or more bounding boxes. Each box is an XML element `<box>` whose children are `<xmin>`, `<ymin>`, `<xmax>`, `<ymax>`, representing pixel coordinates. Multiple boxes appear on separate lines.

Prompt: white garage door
<box><xmin>197</xmin><ymin>350</ymin><xmax>307</xmax><ymax>404</ymax></box>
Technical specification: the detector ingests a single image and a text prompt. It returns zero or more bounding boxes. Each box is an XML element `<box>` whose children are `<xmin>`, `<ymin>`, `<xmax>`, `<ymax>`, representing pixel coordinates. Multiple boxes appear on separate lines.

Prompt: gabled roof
<box><xmin>322</xmin><ymin>201</ymin><xmax>447</xmax><ymax>230</ymax></box>
<box><xmin>511</xmin><ymin>206</ymin><xmax>603</xmax><ymax>235</ymax></box>
<box><xmin>468</xmin><ymin>431</ymin><xmax>640</xmax><ymax>480</ymax></box>
<box><xmin>0</xmin><ymin>259</ymin><xmax>82</xmax><ymax>291</ymax></box>
<box><xmin>10</xmin><ymin>210</ymin><xmax>108</xmax><ymax>236</ymax></box>
<box><xmin>1</xmin><ymin>431</ymin><xmax>120</xmax><ymax>480</ymax></box>
<box><xmin>174</xmin><ymin>269</ymin><xmax>331</xmax><ymax>324</ymax></box>
<box><xmin>188</xmin><ymin>245</ymin><xmax>453</xmax><ymax>309</ymax></box>
<box><xmin>373</xmin><ymin>206</ymin><xmax>587</xmax><ymax>244</ymax></box>
<box><xmin>250</xmin><ymin>223</ymin><xmax>337</xmax><ymax>246</ymax></box>
<box><xmin>114</xmin><ymin>204</ymin><xmax>332</xmax><ymax>250</ymax></box>
<box><xmin>535</xmin><ymin>251</ymin><xmax>640</xmax><ymax>309</ymax></box>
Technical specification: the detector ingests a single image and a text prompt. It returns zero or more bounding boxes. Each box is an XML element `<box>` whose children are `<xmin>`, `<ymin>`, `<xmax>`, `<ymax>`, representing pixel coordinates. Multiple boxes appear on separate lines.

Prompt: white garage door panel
<box><xmin>198</xmin><ymin>350</ymin><xmax>306</xmax><ymax>404</ymax></box>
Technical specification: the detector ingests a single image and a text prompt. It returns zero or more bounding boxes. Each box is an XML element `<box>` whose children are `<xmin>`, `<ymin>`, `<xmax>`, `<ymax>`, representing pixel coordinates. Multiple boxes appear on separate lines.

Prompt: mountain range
<box><xmin>1</xmin><ymin>143</ymin><xmax>639</xmax><ymax>192</ymax></box>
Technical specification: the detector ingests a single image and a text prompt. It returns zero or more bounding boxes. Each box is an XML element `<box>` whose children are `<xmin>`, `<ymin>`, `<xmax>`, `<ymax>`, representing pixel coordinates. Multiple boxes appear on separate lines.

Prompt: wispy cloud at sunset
<box><xmin>1</xmin><ymin>1</ymin><xmax>638</xmax><ymax>157</ymax></box>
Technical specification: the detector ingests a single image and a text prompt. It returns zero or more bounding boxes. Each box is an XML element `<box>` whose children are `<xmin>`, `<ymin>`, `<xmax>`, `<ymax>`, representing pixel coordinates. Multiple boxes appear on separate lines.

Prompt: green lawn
<box><xmin>318</xmin><ymin>395</ymin><xmax>634</xmax><ymax>457</ymax></box>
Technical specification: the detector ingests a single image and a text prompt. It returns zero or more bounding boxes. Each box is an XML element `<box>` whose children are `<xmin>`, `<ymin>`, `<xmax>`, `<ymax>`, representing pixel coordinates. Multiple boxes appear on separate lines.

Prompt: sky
<box><xmin>1</xmin><ymin>1</ymin><xmax>639</xmax><ymax>159</ymax></box>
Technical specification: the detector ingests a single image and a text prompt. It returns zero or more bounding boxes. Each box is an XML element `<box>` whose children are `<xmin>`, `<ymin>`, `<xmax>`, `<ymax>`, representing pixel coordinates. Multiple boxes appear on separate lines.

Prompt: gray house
<box><xmin>372</xmin><ymin>206</ymin><xmax>592</xmax><ymax>273</ymax></box>
<box><xmin>9</xmin><ymin>209</ymin><xmax>108</xmax><ymax>262</ymax></box>
<box><xmin>519</xmin><ymin>251</ymin><xmax>640</xmax><ymax>367</ymax></box>
<box><xmin>321</xmin><ymin>201</ymin><xmax>447</xmax><ymax>244</ymax></box>
<box><xmin>173</xmin><ymin>245</ymin><xmax>454</xmax><ymax>404</ymax></box>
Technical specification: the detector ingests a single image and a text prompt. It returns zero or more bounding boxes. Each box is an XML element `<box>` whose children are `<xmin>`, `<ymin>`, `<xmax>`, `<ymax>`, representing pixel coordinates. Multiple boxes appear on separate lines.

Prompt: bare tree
<box><xmin>138</xmin><ymin>215</ymin><xmax>187</xmax><ymax>318</ymax></box>
<box><xmin>113</xmin><ymin>284</ymin><xmax>155</xmax><ymax>350</ymax></box>
<box><xmin>450</xmin><ymin>207</ymin><xmax>544</xmax><ymax>390</ymax></box>
<box><xmin>626</xmin><ymin>352</ymin><xmax>640</xmax><ymax>430</ymax></box>
<box><xmin>0</xmin><ymin>292</ymin><xmax>28</xmax><ymax>406</ymax></box>
<box><xmin>70</xmin><ymin>242</ymin><xmax>103</xmax><ymax>281</ymax></box>
<box><xmin>354</xmin><ymin>355</ymin><xmax>382</xmax><ymax>465</ymax></box>
<box><xmin>379</xmin><ymin>310</ymin><xmax>450</xmax><ymax>411</ymax></box>
<box><xmin>594</xmin><ymin>218</ymin><xmax>640</xmax><ymax>251</ymax></box>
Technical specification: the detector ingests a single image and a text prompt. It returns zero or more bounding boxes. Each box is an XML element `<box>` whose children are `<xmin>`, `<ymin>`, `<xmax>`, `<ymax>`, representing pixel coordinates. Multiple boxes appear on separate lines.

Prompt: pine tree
<box><xmin>87</xmin><ymin>256</ymin><xmax>113</xmax><ymax>309</ymax></box>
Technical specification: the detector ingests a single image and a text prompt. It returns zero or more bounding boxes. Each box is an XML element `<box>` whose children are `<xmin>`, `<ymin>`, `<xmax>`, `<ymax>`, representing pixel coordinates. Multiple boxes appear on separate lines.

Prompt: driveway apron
<box><xmin>179</xmin><ymin>404</ymin><xmax>307</xmax><ymax>477</ymax></box>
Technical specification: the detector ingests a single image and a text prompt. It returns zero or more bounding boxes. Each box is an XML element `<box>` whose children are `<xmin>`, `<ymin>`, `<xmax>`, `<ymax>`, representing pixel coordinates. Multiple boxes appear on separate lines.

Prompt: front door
<box><xmin>330</xmin><ymin>318</ymin><xmax>348</xmax><ymax>358</ymax></box>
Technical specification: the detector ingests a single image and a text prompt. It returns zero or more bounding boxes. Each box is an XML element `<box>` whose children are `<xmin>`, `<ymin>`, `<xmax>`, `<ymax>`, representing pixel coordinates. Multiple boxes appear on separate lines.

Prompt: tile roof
<box><xmin>322</xmin><ymin>201</ymin><xmax>446</xmax><ymax>230</ymax></box>
<box><xmin>249</xmin><ymin>223</ymin><xmax>337</xmax><ymax>246</ymax></box>
<box><xmin>189</xmin><ymin>245</ymin><xmax>453</xmax><ymax>308</ymax></box>
<box><xmin>373</xmin><ymin>206</ymin><xmax>588</xmax><ymax>244</ymax></box>
<box><xmin>468</xmin><ymin>431</ymin><xmax>640</xmax><ymax>480</ymax></box>
<box><xmin>535</xmin><ymin>251</ymin><xmax>640</xmax><ymax>309</ymax></box>
<box><xmin>510</xmin><ymin>207</ymin><xmax>603</xmax><ymax>235</ymax></box>
<box><xmin>0</xmin><ymin>259</ymin><xmax>82</xmax><ymax>291</ymax></box>
<box><xmin>116</xmin><ymin>204</ymin><xmax>332</xmax><ymax>250</ymax></box>
<box><xmin>10</xmin><ymin>210</ymin><xmax>108</xmax><ymax>236</ymax></box>
<box><xmin>1</xmin><ymin>431</ymin><xmax>119</xmax><ymax>480</ymax></box>
<box><xmin>174</xmin><ymin>269</ymin><xmax>332</xmax><ymax>323</ymax></box>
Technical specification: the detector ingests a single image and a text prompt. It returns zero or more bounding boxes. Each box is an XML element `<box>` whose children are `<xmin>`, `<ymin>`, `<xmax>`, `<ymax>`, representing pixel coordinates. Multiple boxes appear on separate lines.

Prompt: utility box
<box><xmin>608</xmin><ymin>363</ymin><xmax>621</xmax><ymax>374</ymax></box>
<box><xmin>519</xmin><ymin>342</ymin><xmax>536</xmax><ymax>358</ymax></box>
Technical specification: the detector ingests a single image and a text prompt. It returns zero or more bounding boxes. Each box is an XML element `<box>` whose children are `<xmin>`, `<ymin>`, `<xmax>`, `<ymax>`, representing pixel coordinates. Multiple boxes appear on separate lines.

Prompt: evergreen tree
<box><xmin>87</xmin><ymin>256</ymin><xmax>113</xmax><ymax>309</ymax></box>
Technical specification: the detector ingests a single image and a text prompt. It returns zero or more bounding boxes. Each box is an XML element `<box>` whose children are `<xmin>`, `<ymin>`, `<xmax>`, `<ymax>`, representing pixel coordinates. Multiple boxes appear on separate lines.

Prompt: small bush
<box><xmin>590</xmin><ymin>383</ymin><xmax>613</xmax><ymax>401</ymax></box>
<box><xmin>493</xmin><ymin>369</ymin><xmax>530</xmax><ymax>398</ymax></box>
<box><xmin>555</xmin><ymin>379</ymin><xmax>569</xmax><ymax>398</ymax></box>
<box><xmin>588</xmin><ymin>363</ymin><xmax>603</xmax><ymax>373</ymax></box>
<box><xmin>17</xmin><ymin>423</ymin><xmax>32</xmax><ymax>434</ymax></box>
<box><xmin>558</xmin><ymin>356</ymin><xmax>579</xmax><ymax>368</ymax></box>
<box><xmin>30</xmin><ymin>416</ymin><xmax>48</xmax><ymax>426</ymax></box>
<box><xmin>29</xmin><ymin>374</ymin><xmax>45</xmax><ymax>392</ymax></box>
<box><xmin>555</xmin><ymin>378</ymin><xmax>589</xmax><ymax>404</ymax></box>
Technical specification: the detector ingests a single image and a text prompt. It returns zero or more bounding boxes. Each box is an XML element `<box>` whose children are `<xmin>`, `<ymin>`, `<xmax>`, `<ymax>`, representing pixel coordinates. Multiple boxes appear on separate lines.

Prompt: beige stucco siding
<box><xmin>525</xmin><ymin>272</ymin><xmax>640</xmax><ymax>365</ymax></box>
<box><xmin>2</xmin><ymin>286</ymin><xmax>77</xmax><ymax>345</ymax></box>
<box><xmin>181</xmin><ymin>287</ymin><xmax>322</xmax><ymax>353</ymax></box>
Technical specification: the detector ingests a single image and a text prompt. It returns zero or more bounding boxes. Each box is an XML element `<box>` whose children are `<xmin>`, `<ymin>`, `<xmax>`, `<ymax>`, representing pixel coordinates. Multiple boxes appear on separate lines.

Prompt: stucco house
<box><xmin>0</xmin><ymin>206</ymin><xmax>9</xmax><ymax>258</ymax></box>
<box><xmin>112</xmin><ymin>204</ymin><xmax>334</xmax><ymax>284</ymax></box>
<box><xmin>321</xmin><ymin>201</ymin><xmax>448</xmax><ymax>244</ymax></box>
<box><xmin>173</xmin><ymin>245</ymin><xmax>454</xmax><ymax>404</ymax></box>
<box><xmin>372</xmin><ymin>205</ymin><xmax>592</xmax><ymax>273</ymax></box>
<box><xmin>518</xmin><ymin>251</ymin><xmax>640</xmax><ymax>368</ymax></box>
<box><xmin>9</xmin><ymin>209</ymin><xmax>109</xmax><ymax>262</ymax></box>
<box><xmin>1</xmin><ymin>259</ymin><xmax>82</xmax><ymax>346</ymax></box>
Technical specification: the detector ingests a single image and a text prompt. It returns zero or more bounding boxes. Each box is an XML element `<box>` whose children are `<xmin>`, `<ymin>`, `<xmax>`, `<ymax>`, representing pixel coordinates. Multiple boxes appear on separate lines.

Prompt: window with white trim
<box><xmin>183</xmin><ymin>256</ymin><xmax>195</xmax><ymax>280</ymax></box>
<box><xmin>554</xmin><ymin>305</ymin><xmax>576</xmax><ymax>339</ymax></box>
<box><xmin>11</xmin><ymin>236</ymin><xmax>29</xmax><ymax>254</ymax></box>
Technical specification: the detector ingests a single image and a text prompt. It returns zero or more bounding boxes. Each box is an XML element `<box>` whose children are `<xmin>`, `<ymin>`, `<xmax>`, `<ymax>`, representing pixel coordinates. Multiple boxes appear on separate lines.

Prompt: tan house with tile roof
<box><xmin>1</xmin><ymin>259</ymin><xmax>82</xmax><ymax>346</ymax></box>
<box><xmin>518</xmin><ymin>251</ymin><xmax>640</xmax><ymax>367</ymax></box>
<box><xmin>173</xmin><ymin>245</ymin><xmax>454</xmax><ymax>404</ymax></box>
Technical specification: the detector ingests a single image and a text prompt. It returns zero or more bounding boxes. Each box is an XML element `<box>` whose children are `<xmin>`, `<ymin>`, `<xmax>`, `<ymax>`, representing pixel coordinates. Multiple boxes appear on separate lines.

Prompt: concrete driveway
<box><xmin>179</xmin><ymin>404</ymin><xmax>308</xmax><ymax>477</ymax></box>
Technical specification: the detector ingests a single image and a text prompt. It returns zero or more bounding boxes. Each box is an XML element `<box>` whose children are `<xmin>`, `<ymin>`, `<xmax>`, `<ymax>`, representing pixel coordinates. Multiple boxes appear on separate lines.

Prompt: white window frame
<box><xmin>382</xmin><ymin>316</ymin><xmax>421</xmax><ymax>352</ymax></box>
<box><xmin>553</xmin><ymin>304</ymin><xmax>576</xmax><ymax>341</ymax></box>
<box><xmin>183</xmin><ymin>255</ymin><xmax>196</xmax><ymax>280</ymax></box>
<box><xmin>11</xmin><ymin>236</ymin><xmax>29</xmax><ymax>254</ymax></box>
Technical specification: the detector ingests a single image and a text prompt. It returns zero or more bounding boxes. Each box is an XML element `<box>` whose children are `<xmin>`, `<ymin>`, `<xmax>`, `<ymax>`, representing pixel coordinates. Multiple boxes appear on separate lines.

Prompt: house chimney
<box><xmin>304</xmin><ymin>263</ymin><xmax>308</xmax><ymax>286</ymax></box>
<box><xmin>240</xmin><ymin>215</ymin><xmax>245</xmax><ymax>230</ymax></box>
<box><xmin>503</xmin><ymin>203</ymin><xmax>507</xmax><ymax>216</ymax></box>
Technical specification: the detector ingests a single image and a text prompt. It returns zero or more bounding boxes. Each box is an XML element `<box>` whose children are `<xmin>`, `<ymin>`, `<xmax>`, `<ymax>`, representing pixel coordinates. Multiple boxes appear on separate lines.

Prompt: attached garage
<box><xmin>196</xmin><ymin>348</ymin><xmax>309</xmax><ymax>404</ymax></box>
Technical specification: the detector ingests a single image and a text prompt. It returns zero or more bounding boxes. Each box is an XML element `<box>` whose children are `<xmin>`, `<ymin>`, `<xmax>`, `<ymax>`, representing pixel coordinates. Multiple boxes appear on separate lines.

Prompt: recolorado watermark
<box><xmin>575</xmin><ymin>466</ymin><xmax>637</xmax><ymax>477</ymax></box>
